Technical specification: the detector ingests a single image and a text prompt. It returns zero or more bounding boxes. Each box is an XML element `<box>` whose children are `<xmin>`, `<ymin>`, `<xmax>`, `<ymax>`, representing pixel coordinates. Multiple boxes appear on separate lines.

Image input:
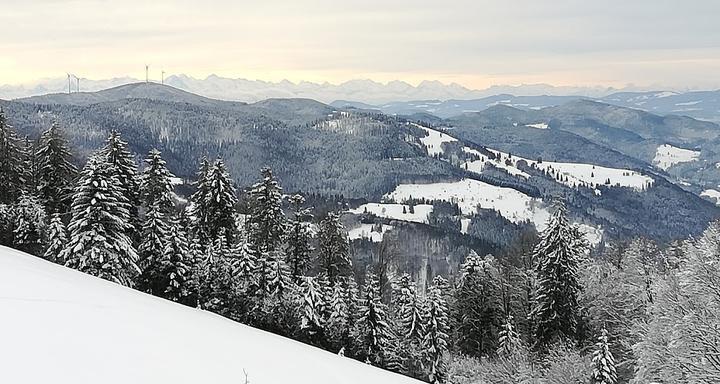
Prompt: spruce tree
<box><xmin>35</xmin><ymin>122</ymin><xmax>77</xmax><ymax>214</ymax></box>
<box><xmin>191</xmin><ymin>159</ymin><xmax>238</xmax><ymax>244</ymax></box>
<box><xmin>317</xmin><ymin>212</ymin><xmax>352</xmax><ymax>285</ymax></box>
<box><xmin>44</xmin><ymin>213</ymin><xmax>67</xmax><ymax>262</ymax></box>
<box><xmin>188</xmin><ymin>156</ymin><xmax>211</xmax><ymax>240</ymax></box>
<box><xmin>355</xmin><ymin>272</ymin><xmax>394</xmax><ymax>368</ymax></box>
<box><xmin>136</xmin><ymin>205</ymin><xmax>171</xmax><ymax>295</ymax></box>
<box><xmin>159</xmin><ymin>223</ymin><xmax>193</xmax><ymax>304</ymax></box>
<box><xmin>531</xmin><ymin>201</ymin><xmax>585</xmax><ymax>347</ymax></box>
<box><xmin>299</xmin><ymin>276</ymin><xmax>328</xmax><ymax>345</ymax></box>
<box><xmin>497</xmin><ymin>315</ymin><xmax>522</xmax><ymax>357</ymax></box>
<box><xmin>139</xmin><ymin>149</ymin><xmax>175</xmax><ymax>214</ymax></box>
<box><xmin>392</xmin><ymin>274</ymin><xmax>426</xmax><ymax>378</ymax></box>
<box><xmin>196</xmin><ymin>234</ymin><xmax>235</xmax><ymax>314</ymax></box>
<box><xmin>455</xmin><ymin>252</ymin><xmax>504</xmax><ymax>356</ymax></box>
<box><xmin>61</xmin><ymin>154</ymin><xmax>140</xmax><ymax>286</ymax></box>
<box><xmin>590</xmin><ymin>329</ymin><xmax>617</xmax><ymax>384</ymax></box>
<box><xmin>12</xmin><ymin>193</ymin><xmax>47</xmax><ymax>256</ymax></box>
<box><xmin>285</xmin><ymin>194</ymin><xmax>313</xmax><ymax>281</ymax></box>
<box><xmin>327</xmin><ymin>276</ymin><xmax>359</xmax><ymax>354</ymax></box>
<box><xmin>247</xmin><ymin>167</ymin><xmax>285</xmax><ymax>253</ymax></box>
<box><xmin>423</xmin><ymin>276</ymin><xmax>450</xmax><ymax>384</ymax></box>
<box><xmin>0</xmin><ymin>109</ymin><xmax>26</xmax><ymax>203</ymax></box>
<box><xmin>99</xmin><ymin>131</ymin><xmax>140</xmax><ymax>241</ymax></box>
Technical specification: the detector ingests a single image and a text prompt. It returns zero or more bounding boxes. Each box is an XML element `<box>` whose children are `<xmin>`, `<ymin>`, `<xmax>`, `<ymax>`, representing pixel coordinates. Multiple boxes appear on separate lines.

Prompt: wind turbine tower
<box><xmin>67</xmin><ymin>73</ymin><xmax>72</xmax><ymax>94</ymax></box>
<box><xmin>145</xmin><ymin>64</ymin><xmax>149</xmax><ymax>83</ymax></box>
<box><xmin>161</xmin><ymin>70</ymin><xmax>165</xmax><ymax>85</ymax></box>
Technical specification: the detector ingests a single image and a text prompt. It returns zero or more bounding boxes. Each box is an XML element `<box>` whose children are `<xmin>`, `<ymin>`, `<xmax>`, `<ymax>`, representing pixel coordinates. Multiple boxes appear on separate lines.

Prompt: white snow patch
<box><xmin>412</xmin><ymin>123</ymin><xmax>457</xmax><ymax>157</ymax></box>
<box><xmin>349</xmin><ymin>203</ymin><xmax>433</xmax><ymax>224</ymax></box>
<box><xmin>701</xmin><ymin>189</ymin><xmax>720</xmax><ymax>205</ymax></box>
<box><xmin>675</xmin><ymin>100</ymin><xmax>701</xmax><ymax>106</ymax></box>
<box><xmin>653</xmin><ymin>144</ymin><xmax>700</xmax><ymax>171</ymax></box>
<box><xmin>386</xmin><ymin>179</ymin><xmax>550</xmax><ymax>230</ymax></box>
<box><xmin>577</xmin><ymin>223</ymin><xmax>603</xmax><ymax>248</ymax></box>
<box><xmin>348</xmin><ymin>223</ymin><xmax>394</xmax><ymax>242</ymax></box>
<box><xmin>0</xmin><ymin>246</ymin><xmax>420</xmax><ymax>384</ymax></box>
<box><xmin>525</xmin><ymin>122</ymin><xmax>548</xmax><ymax>129</ymax></box>
<box><xmin>460</xmin><ymin>218</ymin><xmax>472</xmax><ymax>234</ymax></box>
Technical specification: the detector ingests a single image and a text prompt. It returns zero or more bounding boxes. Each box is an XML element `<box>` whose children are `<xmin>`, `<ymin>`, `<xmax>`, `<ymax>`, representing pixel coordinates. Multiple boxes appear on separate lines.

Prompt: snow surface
<box><xmin>653</xmin><ymin>144</ymin><xmax>700</xmax><ymax>171</ymax></box>
<box><xmin>386</xmin><ymin>179</ymin><xmax>550</xmax><ymax>230</ymax></box>
<box><xmin>525</xmin><ymin>122</ymin><xmax>548</xmax><ymax>129</ymax></box>
<box><xmin>412</xmin><ymin>123</ymin><xmax>457</xmax><ymax>157</ymax></box>
<box><xmin>415</xmin><ymin>124</ymin><xmax>651</xmax><ymax>191</ymax></box>
<box><xmin>462</xmin><ymin>147</ymin><xmax>652</xmax><ymax>191</ymax></box>
<box><xmin>347</xmin><ymin>223</ymin><xmax>394</xmax><ymax>242</ymax></box>
<box><xmin>701</xmin><ymin>189</ymin><xmax>720</xmax><ymax>205</ymax></box>
<box><xmin>349</xmin><ymin>203</ymin><xmax>433</xmax><ymax>224</ymax></box>
<box><xmin>0</xmin><ymin>246</ymin><xmax>420</xmax><ymax>384</ymax></box>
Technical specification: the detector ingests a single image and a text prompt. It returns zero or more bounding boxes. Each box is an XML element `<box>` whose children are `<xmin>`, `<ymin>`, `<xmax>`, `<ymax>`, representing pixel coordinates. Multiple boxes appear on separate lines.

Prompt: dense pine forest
<box><xmin>1</xmin><ymin>108</ymin><xmax>719</xmax><ymax>383</ymax></box>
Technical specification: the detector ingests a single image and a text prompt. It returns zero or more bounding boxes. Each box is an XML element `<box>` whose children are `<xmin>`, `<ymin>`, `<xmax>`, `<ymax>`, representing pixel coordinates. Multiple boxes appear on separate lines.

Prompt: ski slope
<box><xmin>0</xmin><ymin>246</ymin><xmax>421</xmax><ymax>384</ymax></box>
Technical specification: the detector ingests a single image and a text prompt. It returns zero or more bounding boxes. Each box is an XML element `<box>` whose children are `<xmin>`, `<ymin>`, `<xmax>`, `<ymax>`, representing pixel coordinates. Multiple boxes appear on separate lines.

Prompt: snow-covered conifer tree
<box><xmin>44</xmin><ymin>213</ymin><xmax>67</xmax><ymax>262</ymax></box>
<box><xmin>191</xmin><ymin>159</ymin><xmax>238</xmax><ymax>244</ymax></box>
<box><xmin>61</xmin><ymin>154</ymin><xmax>139</xmax><ymax>286</ymax></box>
<box><xmin>531</xmin><ymin>201</ymin><xmax>586</xmax><ymax>347</ymax></box>
<box><xmin>497</xmin><ymin>315</ymin><xmax>522</xmax><ymax>357</ymax></box>
<box><xmin>247</xmin><ymin>167</ymin><xmax>285</xmax><ymax>253</ymax></box>
<box><xmin>285</xmin><ymin>194</ymin><xmax>313</xmax><ymax>281</ymax></box>
<box><xmin>355</xmin><ymin>272</ymin><xmax>394</xmax><ymax>368</ymax></box>
<box><xmin>317</xmin><ymin>212</ymin><xmax>352</xmax><ymax>285</ymax></box>
<box><xmin>423</xmin><ymin>276</ymin><xmax>450</xmax><ymax>384</ymax></box>
<box><xmin>137</xmin><ymin>204</ymin><xmax>171</xmax><ymax>295</ymax></box>
<box><xmin>159</xmin><ymin>223</ymin><xmax>193</xmax><ymax>304</ymax></box>
<box><xmin>299</xmin><ymin>276</ymin><xmax>328</xmax><ymax>345</ymax></box>
<box><xmin>35</xmin><ymin>122</ymin><xmax>77</xmax><ymax>214</ymax></box>
<box><xmin>12</xmin><ymin>193</ymin><xmax>47</xmax><ymax>255</ymax></box>
<box><xmin>0</xmin><ymin>109</ymin><xmax>27</xmax><ymax>203</ymax></box>
<box><xmin>139</xmin><ymin>149</ymin><xmax>175</xmax><ymax>214</ymax></box>
<box><xmin>590</xmin><ymin>329</ymin><xmax>617</xmax><ymax>384</ymax></box>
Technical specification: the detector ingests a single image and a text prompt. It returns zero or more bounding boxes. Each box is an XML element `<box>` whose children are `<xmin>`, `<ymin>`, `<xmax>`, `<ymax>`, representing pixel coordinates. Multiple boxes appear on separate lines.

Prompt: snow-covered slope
<box><xmin>653</xmin><ymin>144</ymin><xmax>700</xmax><ymax>171</ymax></box>
<box><xmin>0</xmin><ymin>246</ymin><xmax>420</xmax><ymax>384</ymax></box>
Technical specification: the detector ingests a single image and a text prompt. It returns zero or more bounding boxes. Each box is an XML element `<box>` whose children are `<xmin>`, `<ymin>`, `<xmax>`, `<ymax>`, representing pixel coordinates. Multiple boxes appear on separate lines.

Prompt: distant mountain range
<box><xmin>4</xmin><ymin>75</ymin><xmax>720</xmax><ymax>123</ymax></box>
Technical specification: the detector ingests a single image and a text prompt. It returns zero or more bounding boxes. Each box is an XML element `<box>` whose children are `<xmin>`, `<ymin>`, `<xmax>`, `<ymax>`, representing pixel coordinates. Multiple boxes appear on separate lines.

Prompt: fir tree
<box><xmin>299</xmin><ymin>276</ymin><xmax>328</xmax><ymax>345</ymax></box>
<box><xmin>590</xmin><ymin>329</ymin><xmax>617</xmax><ymax>384</ymax></box>
<box><xmin>159</xmin><ymin>223</ymin><xmax>193</xmax><ymax>304</ymax></box>
<box><xmin>355</xmin><ymin>272</ymin><xmax>394</xmax><ymax>368</ymax></box>
<box><xmin>191</xmin><ymin>159</ymin><xmax>238</xmax><ymax>244</ymax></box>
<box><xmin>35</xmin><ymin>122</ymin><xmax>77</xmax><ymax>214</ymax></box>
<box><xmin>12</xmin><ymin>193</ymin><xmax>47</xmax><ymax>256</ymax></box>
<box><xmin>497</xmin><ymin>315</ymin><xmax>522</xmax><ymax>357</ymax></box>
<box><xmin>99</xmin><ymin>131</ymin><xmax>140</xmax><ymax>241</ymax></box>
<box><xmin>531</xmin><ymin>201</ymin><xmax>586</xmax><ymax>347</ymax></box>
<box><xmin>136</xmin><ymin>205</ymin><xmax>171</xmax><ymax>295</ymax></box>
<box><xmin>196</xmin><ymin>234</ymin><xmax>235</xmax><ymax>314</ymax></box>
<box><xmin>139</xmin><ymin>149</ymin><xmax>175</xmax><ymax>214</ymax></box>
<box><xmin>247</xmin><ymin>167</ymin><xmax>285</xmax><ymax>253</ymax></box>
<box><xmin>455</xmin><ymin>252</ymin><xmax>504</xmax><ymax>356</ymax></box>
<box><xmin>285</xmin><ymin>194</ymin><xmax>313</xmax><ymax>281</ymax></box>
<box><xmin>317</xmin><ymin>212</ymin><xmax>352</xmax><ymax>285</ymax></box>
<box><xmin>61</xmin><ymin>154</ymin><xmax>140</xmax><ymax>286</ymax></box>
<box><xmin>44</xmin><ymin>213</ymin><xmax>67</xmax><ymax>262</ymax></box>
<box><xmin>327</xmin><ymin>276</ymin><xmax>359</xmax><ymax>354</ymax></box>
<box><xmin>423</xmin><ymin>276</ymin><xmax>450</xmax><ymax>384</ymax></box>
<box><xmin>391</xmin><ymin>274</ymin><xmax>426</xmax><ymax>378</ymax></box>
<box><xmin>0</xmin><ymin>109</ymin><xmax>26</xmax><ymax>203</ymax></box>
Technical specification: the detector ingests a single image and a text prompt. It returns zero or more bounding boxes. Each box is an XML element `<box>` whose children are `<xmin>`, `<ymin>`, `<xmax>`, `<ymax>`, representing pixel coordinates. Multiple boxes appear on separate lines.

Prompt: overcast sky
<box><xmin>1</xmin><ymin>0</ymin><xmax>719</xmax><ymax>89</ymax></box>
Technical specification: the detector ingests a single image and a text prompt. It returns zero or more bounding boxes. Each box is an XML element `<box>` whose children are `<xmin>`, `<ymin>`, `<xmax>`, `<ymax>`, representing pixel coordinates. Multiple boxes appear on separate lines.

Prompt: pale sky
<box><xmin>2</xmin><ymin>0</ymin><xmax>719</xmax><ymax>89</ymax></box>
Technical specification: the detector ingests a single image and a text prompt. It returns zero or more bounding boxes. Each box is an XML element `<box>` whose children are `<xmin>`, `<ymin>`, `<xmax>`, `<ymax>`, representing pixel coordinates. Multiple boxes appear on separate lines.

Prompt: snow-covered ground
<box><xmin>462</xmin><ymin>147</ymin><xmax>652</xmax><ymax>191</ymax></box>
<box><xmin>577</xmin><ymin>223</ymin><xmax>604</xmax><ymax>247</ymax></box>
<box><xmin>386</xmin><ymin>179</ymin><xmax>550</xmax><ymax>230</ymax></box>
<box><xmin>0</xmin><ymin>246</ymin><xmax>420</xmax><ymax>384</ymax></box>
<box><xmin>412</xmin><ymin>123</ymin><xmax>457</xmax><ymax>157</ymax></box>
<box><xmin>348</xmin><ymin>223</ymin><xmax>394</xmax><ymax>242</ymax></box>
<box><xmin>348</xmin><ymin>203</ymin><xmax>433</xmax><ymax>224</ymax></box>
<box><xmin>701</xmin><ymin>189</ymin><xmax>720</xmax><ymax>205</ymax></box>
<box><xmin>653</xmin><ymin>144</ymin><xmax>700</xmax><ymax>171</ymax></box>
<box><xmin>525</xmin><ymin>122</ymin><xmax>548</xmax><ymax>129</ymax></box>
<box><xmin>415</xmin><ymin>123</ymin><xmax>652</xmax><ymax>191</ymax></box>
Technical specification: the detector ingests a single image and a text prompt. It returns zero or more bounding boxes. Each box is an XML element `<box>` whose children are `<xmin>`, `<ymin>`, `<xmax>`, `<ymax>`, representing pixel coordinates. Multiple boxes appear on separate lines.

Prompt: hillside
<box><xmin>0</xmin><ymin>246</ymin><xmax>421</xmax><ymax>384</ymax></box>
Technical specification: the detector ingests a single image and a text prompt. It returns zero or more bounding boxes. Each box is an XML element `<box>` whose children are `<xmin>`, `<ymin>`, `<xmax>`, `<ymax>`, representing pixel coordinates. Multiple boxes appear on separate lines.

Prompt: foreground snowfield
<box><xmin>0</xmin><ymin>246</ymin><xmax>421</xmax><ymax>384</ymax></box>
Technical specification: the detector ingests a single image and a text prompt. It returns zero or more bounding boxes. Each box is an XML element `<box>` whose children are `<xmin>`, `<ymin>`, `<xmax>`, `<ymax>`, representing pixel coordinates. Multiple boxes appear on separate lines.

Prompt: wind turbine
<box><xmin>145</xmin><ymin>64</ymin><xmax>149</xmax><ymax>83</ymax></box>
<box><xmin>67</xmin><ymin>73</ymin><xmax>72</xmax><ymax>94</ymax></box>
<box><xmin>161</xmin><ymin>70</ymin><xmax>165</xmax><ymax>85</ymax></box>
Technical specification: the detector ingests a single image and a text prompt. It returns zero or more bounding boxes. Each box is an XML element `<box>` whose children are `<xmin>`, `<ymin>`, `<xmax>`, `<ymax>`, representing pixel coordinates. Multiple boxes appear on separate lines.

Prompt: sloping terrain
<box><xmin>0</xmin><ymin>246</ymin><xmax>421</xmax><ymax>384</ymax></box>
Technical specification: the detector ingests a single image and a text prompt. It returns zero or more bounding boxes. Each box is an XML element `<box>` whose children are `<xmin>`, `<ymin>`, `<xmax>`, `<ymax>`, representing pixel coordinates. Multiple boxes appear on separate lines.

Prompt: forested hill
<box><xmin>2</xmin><ymin>84</ymin><xmax>718</xmax><ymax>241</ymax></box>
